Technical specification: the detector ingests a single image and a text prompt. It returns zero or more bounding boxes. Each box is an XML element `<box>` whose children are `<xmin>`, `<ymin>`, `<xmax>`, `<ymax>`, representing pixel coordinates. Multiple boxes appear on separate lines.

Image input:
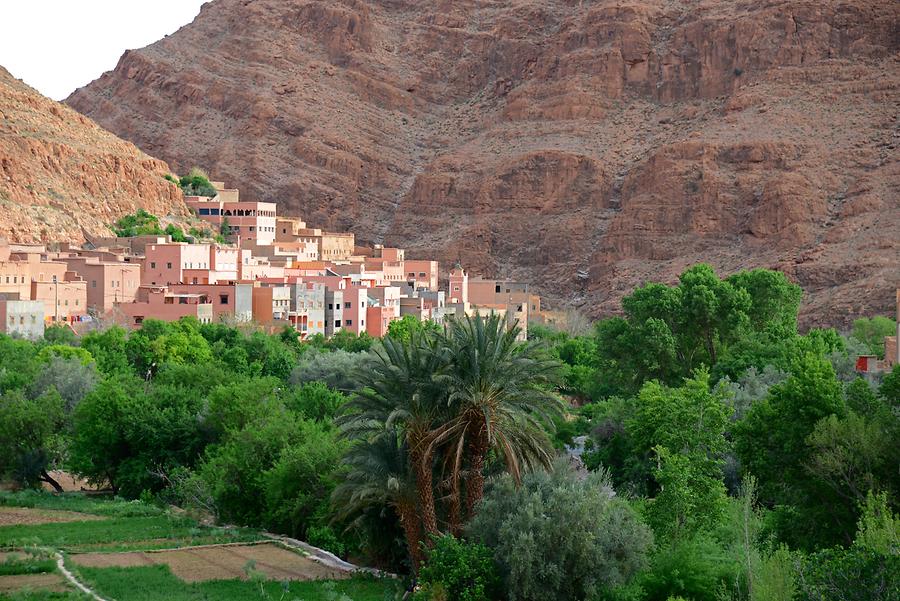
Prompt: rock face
<box><xmin>66</xmin><ymin>0</ymin><xmax>900</xmax><ymax>327</ymax></box>
<box><xmin>0</xmin><ymin>66</ymin><xmax>185</xmax><ymax>244</ymax></box>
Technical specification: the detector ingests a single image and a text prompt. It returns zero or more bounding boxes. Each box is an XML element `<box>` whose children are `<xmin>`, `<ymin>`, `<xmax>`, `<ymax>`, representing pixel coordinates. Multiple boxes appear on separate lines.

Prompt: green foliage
<box><xmin>468</xmin><ymin>464</ymin><xmax>652</xmax><ymax>601</ymax></box>
<box><xmin>417</xmin><ymin>536</ymin><xmax>501</xmax><ymax>601</ymax></box>
<box><xmin>283</xmin><ymin>381</ymin><xmax>347</xmax><ymax>421</ymax></box>
<box><xmin>0</xmin><ymin>334</ymin><xmax>40</xmax><ymax>392</ymax></box>
<box><xmin>69</xmin><ymin>373</ymin><xmax>208</xmax><ymax>496</ymax></box>
<box><xmin>43</xmin><ymin>324</ymin><xmax>77</xmax><ymax>345</ymax></box>
<box><xmin>112</xmin><ymin>209</ymin><xmax>164</xmax><ymax>237</ymax></box>
<box><xmin>164</xmin><ymin>223</ymin><xmax>188</xmax><ymax>243</ymax></box>
<box><xmin>594</xmin><ymin>264</ymin><xmax>801</xmax><ymax>395</ymax></box>
<box><xmin>30</xmin><ymin>355</ymin><xmax>98</xmax><ymax>413</ymax></box>
<box><xmin>734</xmin><ymin>353</ymin><xmax>849</xmax><ymax>548</ymax></box>
<box><xmin>850</xmin><ymin>316</ymin><xmax>896</xmax><ymax>358</ymax></box>
<box><xmin>77</xmin><ymin>564</ymin><xmax>395</xmax><ymax>601</ymax></box>
<box><xmin>80</xmin><ymin>326</ymin><xmax>130</xmax><ymax>375</ymax></box>
<box><xmin>795</xmin><ymin>546</ymin><xmax>898</xmax><ymax>601</ymax></box>
<box><xmin>880</xmin><ymin>365</ymin><xmax>900</xmax><ymax>406</ymax></box>
<box><xmin>628</xmin><ymin>370</ymin><xmax>730</xmax><ymax>540</ymax></box>
<box><xmin>0</xmin><ymin>388</ymin><xmax>65</xmax><ymax>489</ymax></box>
<box><xmin>178</xmin><ymin>167</ymin><xmax>217</xmax><ymax>197</ymax></box>
<box><xmin>386</xmin><ymin>314</ymin><xmax>442</xmax><ymax>344</ymax></box>
<box><xmin>262</xmin><ymin>419</ymin><xmax>346</xmax><ymax>540</ymax></box>
<box><xmin>639</xmin><ymin>534</ymin><xmax>739</xmax><ymax>601</ymax></box>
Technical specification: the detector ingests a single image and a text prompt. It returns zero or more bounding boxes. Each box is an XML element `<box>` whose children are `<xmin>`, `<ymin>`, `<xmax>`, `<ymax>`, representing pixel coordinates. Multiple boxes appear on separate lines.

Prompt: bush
<box><xmin>112</xmin><ymin>209</ymin><xmax>164</xmax><ymax>237</ymax></box>
<box><xmin>416</xmin><ymin>536</ymin><xmax>501</xmax><ymax>601</ymax></box>
<box><xmin>179</xmin><ymin>167</ymin><xmax>217</xmax><ymax>197</ymax></box>
<box><xmin>639</xmin><ymin>534</ymin><xmax>739</xmax><ymax>601</ymax></box>
<box><xmin>468</xmin><ymin>463</ymin><xmax>652</xmax><ymax>601</ymax></box>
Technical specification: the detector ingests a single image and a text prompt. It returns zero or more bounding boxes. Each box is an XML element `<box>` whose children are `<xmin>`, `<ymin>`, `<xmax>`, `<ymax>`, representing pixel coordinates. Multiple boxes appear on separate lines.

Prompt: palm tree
<box><xmin>331</xmin><ymin>432</ymin><xmax>426</xmax><ymax>570</ymax></box>
<box><xmin>433</xmin><ymin>314</ymin><xmax>564</xmax><ymax>522</ymax></box>
<box><xmin>339</xmin><ymin>331</ymin><xmax>448</xmax><ymax>538</ymax></box>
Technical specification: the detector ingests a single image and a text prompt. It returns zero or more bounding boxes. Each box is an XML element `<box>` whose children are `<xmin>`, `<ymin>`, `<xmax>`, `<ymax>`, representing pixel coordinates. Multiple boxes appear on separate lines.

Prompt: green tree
<box><xmin>417</xmin><ymin>535</ymin><xmax>501</xmax><ymax>601</ymax></box>
<box><xmin>341</xmin><ymin>331</ymin><xmax>448</xmax><ymax>538</ymax></box>
<box><xmin>468</xmin><ymin>464</ymin><xmax>652</xmax><ymax>601</ymax></box>
<box><xmin>0</xmin><ymin>335</ymin><xmax>40</xmax><ymax>392</ymax></box>
<box><xmin>628</xmin><ymin>369</ymin><xmax>730</xmax><ymax>540</ymax></box>
<box><xmin>112</xmin><ymin>209</ymin><xmax>164</xmax><ymax>237</ymax></box>
<box><xmin>734</xmin><ymin>353</ymin><xmax>848</xmax><ymax>548</ymax></box>
<box><xmin>81</xmin><ymin>326</ymin><xmax>130</xmax><ymax>375</ymax></box>
<box><xmin>438</xmin><ymin>314</ymin><xmax>563</xmax><ymax>519</ymax></box>
<box><xmin>332</xmin><ymin>432</ymin><xmax>422</xmax><ymax>570</ymax></box>
<box><xmin>0</xmin><ymin>389</ymin><xmax>66</xmax><ymax>491</ymax></box>
<box><xmin>387</xmin><ymin>315</ymin><xmax>442</xmax><ymax>343</ymax></box>
<box><xmin>851</xmin><ymin>316</ymin><xmax>896</xmax><ymax>358</ymax></box>
<box><xmin>263</xmin><ymin>419</ymin><xmax>346</xmax><ymax>541</ymax></box>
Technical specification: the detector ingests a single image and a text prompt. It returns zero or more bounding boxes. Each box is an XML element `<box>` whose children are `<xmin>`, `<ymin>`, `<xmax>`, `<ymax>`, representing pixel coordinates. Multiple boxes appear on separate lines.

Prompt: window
<box><xmin>220</xmin><ymin>294</ymin><xmax>229</xmax><ymax>304</ymax></box>
<box><xmin>419</xmin><ymin>272</ymin><xmax>426</xmax><ymax>277</ymax></box>
<box><xmin>346</xmin><ymin>319</ymin><xmax>352</xmax><ymax>326</ymax></box>
<box><xmin>199</xmin><ymin>208</ymin><xmax>210</xmax><ymax>215</ymax></box>
<box><xmin>335</xmin><ymin>320</ymin><xmax>341</xmax><ymax>328</ymax></box>
<box><xmin>453</xmin><ymin>286</ymin><xmax>459</xmax><ymax>291</ymax></box>
<box><xmin>361</xmin><ymin>319</ymin><xmax>365</xmax><ymax>326</ymax></box>
<box><xmin>135</xmin><ymin>316</ymin><xmax>144</xmax><ymax>324</ymax></box>
<box><xmin>506</xmin><ymin>289</ymin><xmax>511</xmax><ymax>293</ymax></box>
<box><xmin>495</xmin><ymin>284</ymin><xmax>501</xmax><ymax>293</ymax></box>
<box><xmin>344</xmin><ymin>302</ymin><xmax>351</xmax><ymax>309</ymax></box>
<box><xmin>52</xmin><ymin>275</ymin><xmax>58</xmax><ymax>283</ymax></box>
<box><xmin>166</xmin><ymin>262</ymin><xmax>172</xmax><ymax>269</ymax></box>
<box><xmin>327</xmin><ymin>303</ymin><xmax>333</xmax><ymax>310</ymax></box>
<box><xmin>91</xmin><ymin>280</ymin><xmax>96</xmax><ymax>288</ymax></box>
<box><xmin>150</xmin><ymin>262</ymin><xmax>156</xmax><ymax>269</ymax></box>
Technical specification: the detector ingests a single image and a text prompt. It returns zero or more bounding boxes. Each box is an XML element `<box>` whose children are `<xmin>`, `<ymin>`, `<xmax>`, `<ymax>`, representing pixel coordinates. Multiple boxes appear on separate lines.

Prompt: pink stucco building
<box><xmin>118</xmin><ymin>286</ymin><xmax>213</xmax><ymax>328</ymax></box>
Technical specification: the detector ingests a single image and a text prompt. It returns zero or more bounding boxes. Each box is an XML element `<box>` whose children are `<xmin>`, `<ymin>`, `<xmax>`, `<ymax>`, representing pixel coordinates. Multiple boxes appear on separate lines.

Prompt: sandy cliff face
<box><xmin>0</xmin><ymin>66</ymin><xmax>185</xmax><ymax>244</ymax></box>
<box><xmin>66</xmin><ymin>0</ymin><xmax>900</xmax><ymax>327</ymax></box>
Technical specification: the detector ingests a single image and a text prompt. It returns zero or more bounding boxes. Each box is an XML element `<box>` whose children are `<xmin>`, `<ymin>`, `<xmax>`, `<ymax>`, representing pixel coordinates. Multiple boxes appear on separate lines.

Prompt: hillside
<box><xmin>0</xmin><ymin>66</ymin><xmax>186</xmax><ymax>244</ymax></box>
<box><xmin>65</xmin><ymin>0</ymin><xmax>900</xmax><ymax>326</ymax></box>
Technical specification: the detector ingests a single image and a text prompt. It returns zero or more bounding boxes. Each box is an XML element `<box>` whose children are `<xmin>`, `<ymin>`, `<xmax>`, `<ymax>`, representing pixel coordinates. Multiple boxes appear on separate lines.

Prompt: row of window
<box><xmin>7</xmin><ymin>315</ymin><xmax>38</xmax><ymax>325</ymax></box>
<box><xmin>326</xmin><ymin>300</ymin><xmax>366</xmax><ymax>310</ymax></box>
<box><xmin>332</xmin><ymin>319</ymin><xmax>365</xmax><ymax>328</ymax></box>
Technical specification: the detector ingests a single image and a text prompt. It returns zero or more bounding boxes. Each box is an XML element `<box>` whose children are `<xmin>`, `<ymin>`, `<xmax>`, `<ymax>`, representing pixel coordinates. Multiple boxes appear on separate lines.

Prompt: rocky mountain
<box><xmin>66</xmin><ymin>0</ymin><xmax>900</xmax><ymax>327</ymax></box>
<box><xmin>0</xmin><ymin>66</ymin><xmax>185</xmax><ymax>244</ymax></box>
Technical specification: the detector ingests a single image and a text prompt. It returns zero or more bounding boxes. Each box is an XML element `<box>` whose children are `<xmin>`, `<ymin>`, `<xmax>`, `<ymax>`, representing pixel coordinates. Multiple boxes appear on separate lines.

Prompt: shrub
<box><xmin>113</xmin><ymin>209</ymin><xmax>164</xmax><ymax>237</ymax></box>
<box><xmin>640</xmin><ymin>534</ymin><xmax>739</xmax><ymax>601</ymax></box>
<box><xmin>179</xmin><ymin>167</ymin><xmax>217</xmax><ymax>197</ymax></box>
<box><xmin>468</xmin><ymin>463</ymin><xmax>652</xmax><ymax>601</ymax></box>
<box><xmin>416</xmin><ymin>536</ymin><xmax>501</xmax><ymax>601</ymax></box>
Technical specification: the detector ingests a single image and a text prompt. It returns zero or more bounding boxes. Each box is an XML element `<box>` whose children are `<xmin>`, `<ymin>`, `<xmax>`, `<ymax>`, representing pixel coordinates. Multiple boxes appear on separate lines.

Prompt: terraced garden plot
<box><xmin>0</xmin><ymin>508</ymin><xmax>100</xmax><ymax>528</ymax></box>
<box><xmin>71</xmin><ymin>543</ymin><xmax>347</xmax><ymax>582</ymax></box>
<box><xmin>0</xmin><ymin>574</ymin><xmax>68</xmax><ymax>593</ymax></box>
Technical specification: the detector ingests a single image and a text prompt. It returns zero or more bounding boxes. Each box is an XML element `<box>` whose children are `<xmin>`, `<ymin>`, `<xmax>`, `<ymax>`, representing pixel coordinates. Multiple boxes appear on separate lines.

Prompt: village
<box><xmin>0</xmin><ymin>180</ymin><xmax>547</xmax><ymax>341</ymax></box>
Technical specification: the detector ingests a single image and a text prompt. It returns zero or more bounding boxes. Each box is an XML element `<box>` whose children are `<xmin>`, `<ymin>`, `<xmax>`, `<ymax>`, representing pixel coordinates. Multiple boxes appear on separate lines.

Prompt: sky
<box><xmin>0</xmin><ymin>1</ymin><xmax>207</xmax><ymax>100</ymax></box>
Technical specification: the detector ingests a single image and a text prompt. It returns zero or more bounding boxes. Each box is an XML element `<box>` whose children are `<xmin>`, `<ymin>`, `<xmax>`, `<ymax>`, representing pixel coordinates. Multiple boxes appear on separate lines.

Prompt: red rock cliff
<box><xmin>65</xmin><ymin>0</ymin><xmax>900</xmax><ymax>327</ymax></box>
<box><xmin>0</xmin><ymin>66</ymin><xmax>186</xmax><ymax>244</ymax></box>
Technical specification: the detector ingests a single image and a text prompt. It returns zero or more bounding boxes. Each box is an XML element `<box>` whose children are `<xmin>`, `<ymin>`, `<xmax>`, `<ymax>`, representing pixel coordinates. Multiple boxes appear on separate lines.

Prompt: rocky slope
<box><xmin>0</xmin><ymin>66</ymin><xmax>186</xmax><ymax>244</ymax></box>
<box><xmin>66</xmin><ymin>0</ymin><xmax>900</xmax><ymax>327</ymax></box>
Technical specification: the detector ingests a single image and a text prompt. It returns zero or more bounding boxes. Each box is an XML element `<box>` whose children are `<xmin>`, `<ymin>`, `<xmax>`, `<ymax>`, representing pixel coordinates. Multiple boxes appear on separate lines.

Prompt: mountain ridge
<box><xmin>0</xmin><ymin>65</ymin><xmax>186</xmax><ymax>244</ymax></box>
<box><xmin>65</xmin><ymin>0</ymin><xmax>900</xmax><ymax>327</ymax></box>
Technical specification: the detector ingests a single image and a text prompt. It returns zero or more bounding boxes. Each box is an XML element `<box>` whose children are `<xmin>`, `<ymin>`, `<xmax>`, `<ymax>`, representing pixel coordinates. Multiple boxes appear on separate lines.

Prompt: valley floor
<box><xmin>0</xmin><ymin>491</ymin><xmax>397</xmax><ymax>601</ymax></box>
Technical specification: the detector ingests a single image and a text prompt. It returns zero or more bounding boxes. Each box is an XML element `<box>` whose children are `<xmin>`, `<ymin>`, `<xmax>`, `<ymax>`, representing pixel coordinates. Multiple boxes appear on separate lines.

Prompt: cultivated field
<box><xmin>0</xmin><ymin>491</ymin><xmax>397</xmax><ymax>601</ymax></box>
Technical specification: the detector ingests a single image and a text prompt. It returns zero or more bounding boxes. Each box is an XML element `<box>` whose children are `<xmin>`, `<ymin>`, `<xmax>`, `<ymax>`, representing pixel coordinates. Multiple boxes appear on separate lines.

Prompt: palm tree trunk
<box><xmin>465</xmin><ymin>427</ymin><xmax>489</xmax><ymax>518</ymax></box>
<box><xmin>397</xmin><ymin>501</ymin><xmax>425</xmax><ymax>573</ymax></box>
<box><xmin>409</xmin><ymin>444</ymin><xmax>439</xmax><ymax>537</ymax></box>
<box><xmin>446</xmin><ymin>449</ymin><xmax>462</xmax><ymax>536</ymax></box>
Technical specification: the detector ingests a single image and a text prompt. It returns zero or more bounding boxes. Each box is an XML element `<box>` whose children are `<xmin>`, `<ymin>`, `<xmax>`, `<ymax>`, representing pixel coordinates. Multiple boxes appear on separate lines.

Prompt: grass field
<box><xmin>0</xmin><ymin>492</ymin><xmax>400</xmax><ymax>601</ymax></box>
